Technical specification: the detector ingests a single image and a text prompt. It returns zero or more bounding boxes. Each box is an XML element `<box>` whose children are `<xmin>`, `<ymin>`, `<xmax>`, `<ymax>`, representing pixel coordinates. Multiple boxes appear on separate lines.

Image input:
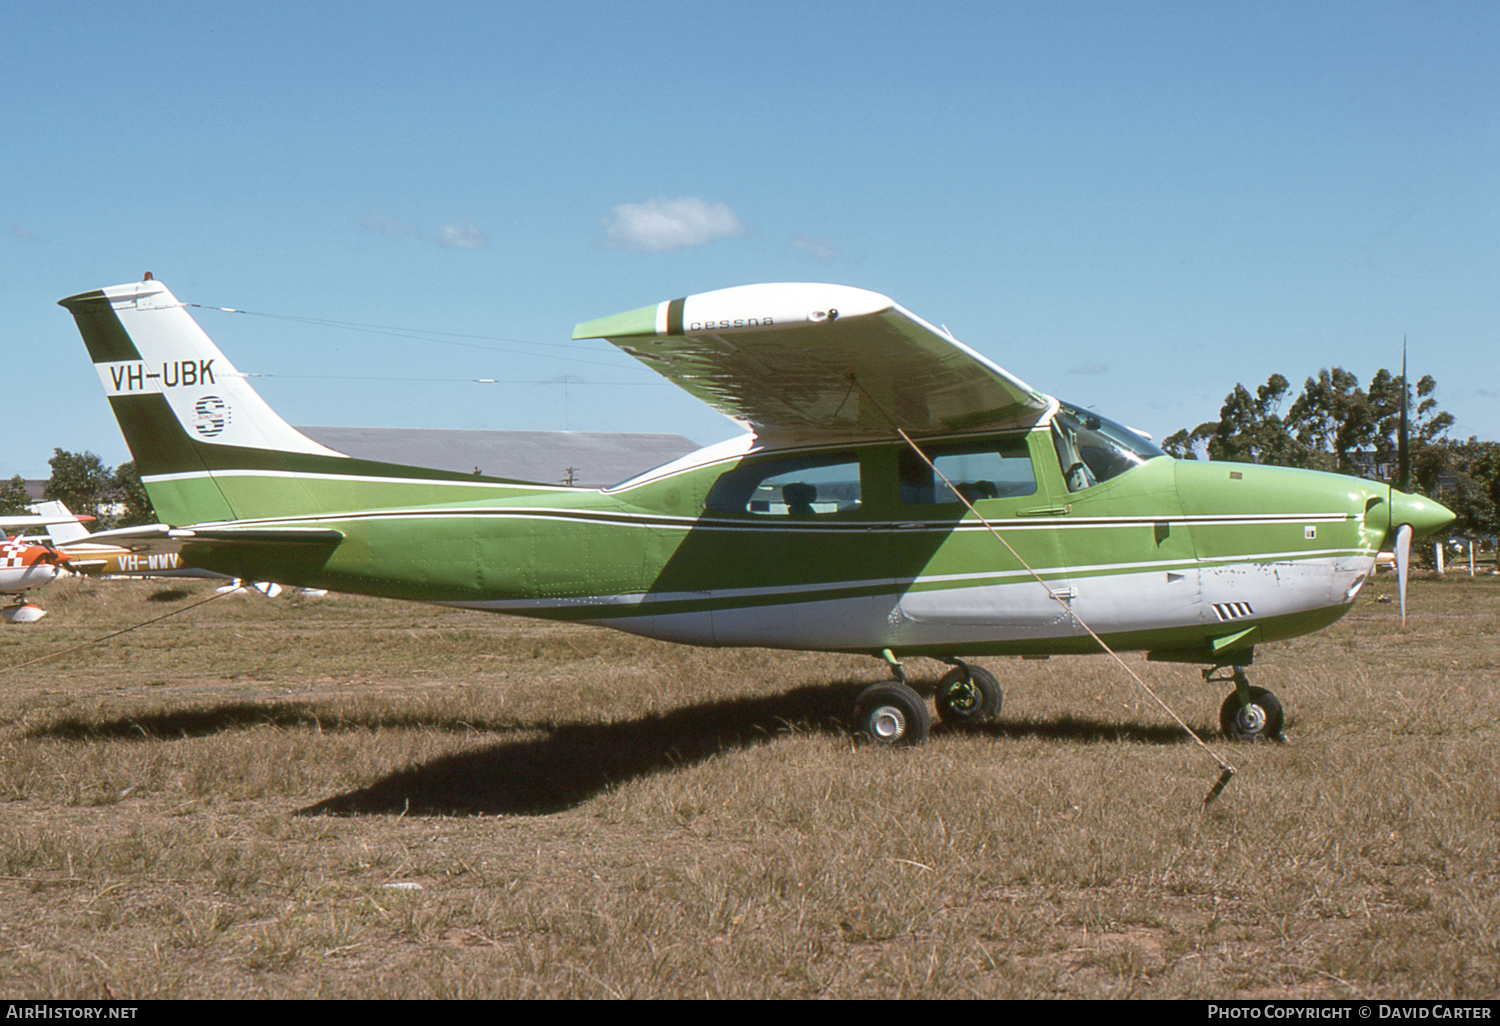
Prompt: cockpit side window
<box><xmin>705</xmin><ymin>453</ymin><xmax>862</xmax><ymax>515</ymax></box>
<box><xmin>899</xmin><ymin>437</ymin><xmax>1036</xmax><ymax>505</ymax></box>
<box><xmin>1051</xmin><ymin>402</ymin><xmax>1166</xmax><ymax>492</ymax></box>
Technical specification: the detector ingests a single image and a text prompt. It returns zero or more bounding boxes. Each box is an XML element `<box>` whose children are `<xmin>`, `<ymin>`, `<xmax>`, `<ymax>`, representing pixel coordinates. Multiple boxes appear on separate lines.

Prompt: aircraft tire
<box><xmin>1219</xmin><ymin>686</ymin><xmax>1285</xmax><ymax>742</ymax></box>
<box><xmin>854</xmin><ymin>682</ymin><xmax>930</xmax><ymax>746</ymax></box>
<box><xmin>934</xmin><ymin>664</ymin><xmax>1003</xmax><ymax>726</ymax></box>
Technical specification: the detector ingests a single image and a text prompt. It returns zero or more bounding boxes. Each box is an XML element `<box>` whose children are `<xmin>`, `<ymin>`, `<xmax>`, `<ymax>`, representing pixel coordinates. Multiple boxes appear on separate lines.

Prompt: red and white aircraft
<box><xmin>1</xmin><ymin>509</ymin><xmax>95</xmax><ymax>622</ymax></box>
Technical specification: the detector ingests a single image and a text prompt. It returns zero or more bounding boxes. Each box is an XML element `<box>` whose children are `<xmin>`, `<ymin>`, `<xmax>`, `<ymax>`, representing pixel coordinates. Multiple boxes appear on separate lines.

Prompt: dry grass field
<box><xmin>0</xmin><ymin>570</ymin><xmax>1495</xmax><ymax>999</ymax></box>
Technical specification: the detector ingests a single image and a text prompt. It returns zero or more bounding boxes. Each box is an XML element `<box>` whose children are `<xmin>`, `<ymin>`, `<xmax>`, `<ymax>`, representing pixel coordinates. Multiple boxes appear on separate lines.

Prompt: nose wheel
<box><xmin>1215</xmin><ymin>668</ymin><xmax>1285</xmax><ymax>743</ymax></box>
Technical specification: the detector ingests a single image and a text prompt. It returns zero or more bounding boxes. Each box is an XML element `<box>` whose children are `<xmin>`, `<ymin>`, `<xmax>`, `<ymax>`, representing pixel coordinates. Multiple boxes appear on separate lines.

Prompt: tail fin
<box><xmin>62</xmin><ymin>277</ymin><xmax>555</xmax><ymax>529</ymax></box>
<box><xmin>33</xmin><ymin>502</ymin><xmax>91</xmax><ymax>546</ymax></box>
<box><xmin>59</xmin><ymin>278</ymin><xmax>349</xmax><ymax>526</ymax></box>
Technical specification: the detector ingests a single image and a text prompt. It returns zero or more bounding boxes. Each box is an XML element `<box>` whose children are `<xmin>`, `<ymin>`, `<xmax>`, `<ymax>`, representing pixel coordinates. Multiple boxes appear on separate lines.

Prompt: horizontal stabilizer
<box><xmin>80</xmin><ymin>523</ymin><xmax>344</xmax><ymax>554</ymax></box>
<box><xmin>0</xmin><ymin>513</ymin><xmax>95</xmax><ymax>530</ymax></box>
<box><xmin>74</xmin><ymin>522</ymin><xmax>344</xmax><ymax>585</ymax></box>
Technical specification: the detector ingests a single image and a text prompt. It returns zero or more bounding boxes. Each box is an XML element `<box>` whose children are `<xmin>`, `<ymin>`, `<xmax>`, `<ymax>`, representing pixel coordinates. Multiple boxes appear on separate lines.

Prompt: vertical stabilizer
<box><xmin>33</xmin><ymin>502</ymin><xmax>91</xmax><ymax>546</ymax></box>
<box><xmin>59</xmin><ymin>278</ymin><xmax>347</xmax><ymax>525</ymax></box>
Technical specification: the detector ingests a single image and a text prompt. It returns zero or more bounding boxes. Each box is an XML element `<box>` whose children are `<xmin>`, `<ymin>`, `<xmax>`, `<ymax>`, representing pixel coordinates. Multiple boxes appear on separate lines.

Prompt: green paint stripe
<box><xmin>570</xmin><ymin>301</ymin><xmax>659</xmax><ymax>339</ymax></box>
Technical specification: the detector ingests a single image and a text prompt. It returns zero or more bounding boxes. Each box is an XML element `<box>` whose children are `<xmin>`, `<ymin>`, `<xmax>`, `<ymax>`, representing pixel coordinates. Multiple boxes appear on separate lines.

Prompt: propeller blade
<box><xmin>1395</xmin><ymin>523</ymin><xmax>1413</xmax><ymax>630</ymax></box>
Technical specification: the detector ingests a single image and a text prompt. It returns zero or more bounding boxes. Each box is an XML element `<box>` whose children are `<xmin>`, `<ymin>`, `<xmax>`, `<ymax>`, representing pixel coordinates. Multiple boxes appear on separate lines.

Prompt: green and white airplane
<box><xmin>60</xmin><ymin>276</ymin><xmax>1454</xmax><ymax>745</ymax></box>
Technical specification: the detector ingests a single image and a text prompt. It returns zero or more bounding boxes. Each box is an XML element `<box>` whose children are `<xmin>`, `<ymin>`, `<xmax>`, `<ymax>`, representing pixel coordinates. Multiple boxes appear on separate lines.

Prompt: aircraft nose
<box><xmin>1381</xmin><ymin>489</ymin><xmax>1456</xmax><ymax>542</ymax></box>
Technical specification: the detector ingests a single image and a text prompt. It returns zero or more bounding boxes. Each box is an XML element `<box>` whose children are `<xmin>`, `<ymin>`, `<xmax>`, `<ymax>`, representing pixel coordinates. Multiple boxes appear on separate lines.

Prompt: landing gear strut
<box><xmin>1212</xmin><ymin>666</ymin><xmax>1285</xmax><ymax>743</ymax></box>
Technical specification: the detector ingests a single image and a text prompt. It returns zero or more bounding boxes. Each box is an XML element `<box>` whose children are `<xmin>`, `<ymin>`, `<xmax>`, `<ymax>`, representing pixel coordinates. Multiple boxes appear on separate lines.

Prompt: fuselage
<box><xmin>159</xmin><ymin>414</ymin><xmax>1443</xmax><ymax>663</ymax></box>
<box><xmin>58</xmin><ymin>276</ymin><xmax>1454</xmax><ymax>666</ymax></box>
<box><xmin>0</xmin><ymin>542</ymin><xmax>65</xmax><ymax>596</ymax></box>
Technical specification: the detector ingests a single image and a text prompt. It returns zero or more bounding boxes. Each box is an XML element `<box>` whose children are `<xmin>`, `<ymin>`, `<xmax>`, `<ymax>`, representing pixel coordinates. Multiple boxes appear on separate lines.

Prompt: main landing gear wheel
<box><xmin>1219</xmin><ymin>684</ymin><xmax>1285</xmax><ymax>743</ymax></box>
<box><xmin>854</xmin><ymin>681</ymin><xmax>931</xmax><ymax>746</ymax></box>
<box><xmin>934</xmin><ymin>663</ymin><xmax>1003</xmax><ymax>727</ymax></box>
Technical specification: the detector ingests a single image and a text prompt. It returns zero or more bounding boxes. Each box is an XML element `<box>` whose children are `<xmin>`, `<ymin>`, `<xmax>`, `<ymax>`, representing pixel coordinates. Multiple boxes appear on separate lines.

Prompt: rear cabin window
<box><xmin>899</xmin><ymin>439</ymin><xmax>1036</xmax><ymax>505</ymax></box>
<box><xmin>705</xmin><ymin>454</ymin><xmax>862</xmax><ymax>515</ymax></box>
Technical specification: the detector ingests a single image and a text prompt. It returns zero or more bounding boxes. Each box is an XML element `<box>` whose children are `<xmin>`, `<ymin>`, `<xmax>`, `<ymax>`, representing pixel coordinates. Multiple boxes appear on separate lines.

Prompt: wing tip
<box><xmin>572</xmin><ymin>301</ymin><xmax>662</xmax><ymax>340</ymax></box>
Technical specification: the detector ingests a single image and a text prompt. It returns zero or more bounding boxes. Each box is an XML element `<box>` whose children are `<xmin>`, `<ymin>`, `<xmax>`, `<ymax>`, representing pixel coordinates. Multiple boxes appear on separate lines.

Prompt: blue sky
<box><xmin>7</xmin><ymin>0</ymin><xmax>1496</xmax><ymax>479</ymax></box>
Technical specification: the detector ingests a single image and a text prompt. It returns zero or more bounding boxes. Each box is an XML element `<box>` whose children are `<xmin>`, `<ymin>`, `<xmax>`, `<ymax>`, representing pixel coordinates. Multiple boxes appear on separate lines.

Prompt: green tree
<box><xmin>1365</xmin><ymin>369</ymin><xmax>1455</xmax><ymax>492</ymax></box>
<box><xmin>1165</xmin><ymin>363</ymin><xmax>1499</xmax><ymax>541</ymax></box>
<box><xmin>112</xmin><ymin>461</ymin><xmax>156</xmax><ymax>528</ymax></box>
<box><xmin>1161</xmin><ymin>424</ymin><xmax>1214</xmax><ymax>460</ymax></box>
<box><xmin>1172</xmin><ymin>374</ymin><xmax>1308</xmax><ymax>466</ymax></box>
<box><xmin>1431</xmin><ymin>438</ymin><xmax>1500</xmax><ymax>538</ymax></box>
<box><xmin>1285</xmin><ymin>367</ymin><xmax>1376</xmax><ymax>474</ymax></box>
<box><xmin>0</xmin><ymin>475</ymin><xmax>32</xmax><ymax>518</ymax></box>
<box><xmin>43</xmin><ymin>449</ymin><xmax>118</xmax><ymax>525</ymax></box>
<box><xmin>1172</xmin><ymin>365</ymin><xmax>1461</xmax><ymax>486</ymax></box>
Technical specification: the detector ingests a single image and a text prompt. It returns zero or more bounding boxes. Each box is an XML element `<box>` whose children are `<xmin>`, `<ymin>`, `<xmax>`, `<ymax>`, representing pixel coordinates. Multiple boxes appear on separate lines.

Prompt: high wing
<box><xmin>573</xmin><ymin>283</ymin><xmax>1051</xmax><ymax>445</ymax></box>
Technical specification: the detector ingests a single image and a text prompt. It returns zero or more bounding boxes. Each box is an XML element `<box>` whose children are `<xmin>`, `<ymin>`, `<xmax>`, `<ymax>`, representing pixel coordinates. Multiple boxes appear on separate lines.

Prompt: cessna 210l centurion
<box><xmin>60</xmin><ymin>276</ymin><xmax>1454</xmax><ymax>744</ymax></box>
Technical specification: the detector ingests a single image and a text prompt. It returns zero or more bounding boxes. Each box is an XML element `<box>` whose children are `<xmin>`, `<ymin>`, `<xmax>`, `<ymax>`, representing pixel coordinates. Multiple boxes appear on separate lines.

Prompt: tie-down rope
<box><xmin>0</xmin><ymin>585</ymin><xmax>244</xmax><ymax>677</ymax></box>
<box><xmin>846</xmin><ymin>374</ymin><xmax>1236</xmax><ymax>804</ymax></box>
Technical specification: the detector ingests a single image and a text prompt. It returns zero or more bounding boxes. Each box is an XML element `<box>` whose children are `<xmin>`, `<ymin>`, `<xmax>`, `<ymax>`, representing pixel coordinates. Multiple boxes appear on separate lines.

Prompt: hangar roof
<box><xmin>296</xmin><ymin>426</ymin><xmax>702</xmax><ymax>488</ymax></box>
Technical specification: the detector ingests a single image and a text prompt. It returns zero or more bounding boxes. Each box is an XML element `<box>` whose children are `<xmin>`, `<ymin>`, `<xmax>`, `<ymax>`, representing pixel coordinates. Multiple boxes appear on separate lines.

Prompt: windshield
<box><xmin>1051</xmin><ymin>402</ymin><xmax>1166</xmax><ymax>492</ymax></box>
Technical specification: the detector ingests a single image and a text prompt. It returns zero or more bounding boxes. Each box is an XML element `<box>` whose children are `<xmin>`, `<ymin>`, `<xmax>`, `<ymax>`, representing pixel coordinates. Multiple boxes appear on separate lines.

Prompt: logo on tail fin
<box><xmin>192</xmin><ymin>396</ymin><xmax>231</xmax><ymax>438</ymax></box>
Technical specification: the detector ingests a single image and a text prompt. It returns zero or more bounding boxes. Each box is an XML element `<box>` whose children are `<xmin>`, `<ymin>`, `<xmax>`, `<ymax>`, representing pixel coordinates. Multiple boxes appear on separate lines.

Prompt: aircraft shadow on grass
<box><xmin>26</xmin><ymin>683</ymin><xmax>1213</xmax><ymax>816</ymax></box>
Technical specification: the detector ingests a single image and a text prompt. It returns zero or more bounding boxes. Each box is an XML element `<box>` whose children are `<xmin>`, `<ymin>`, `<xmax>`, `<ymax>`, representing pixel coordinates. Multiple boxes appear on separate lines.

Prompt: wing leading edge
<box><xmin>573</xmin><ymin>283</ymin><xmax>1051</xmax><ymax>445</ymax></box>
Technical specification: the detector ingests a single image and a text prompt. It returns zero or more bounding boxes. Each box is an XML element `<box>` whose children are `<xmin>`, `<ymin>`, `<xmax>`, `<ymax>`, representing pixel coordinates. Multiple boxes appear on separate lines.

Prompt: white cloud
<box><xmin>603</xmin><ymin>197</ymin><xmax>747</xmax><ymax>253</ymax></box>
<box><xmin>361</xmin><ymin>208</ymin><xmax>425</xmax><ymax>240</ymax></box>
<box><xmin>791</xmin><ymin>235</ymin><xmax>840</xmax><ymax>264</ymax></box>
<box><xmin>362</xmin><ymin>209</ymin><xmax>489</xmax><ymax>250</ymax></box>
<box><xmin>1068</xmin><ymin>362</ymin><xmax>1110</xmax><ymax>376</ymax></box>
<box><xmin>437</xmin><ymin>221</ymin><xmax>488</xmax><ymax>249</ymax></box>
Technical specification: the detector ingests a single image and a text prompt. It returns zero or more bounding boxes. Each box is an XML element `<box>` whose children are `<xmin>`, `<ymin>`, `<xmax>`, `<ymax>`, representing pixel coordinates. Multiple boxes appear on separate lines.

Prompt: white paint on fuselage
<box><xmin>444</xmin><ymin>552</ymin><xmax>1374</xmax><ymax>653</ymax></box>
<box><xmin>0</xmin><ymin>564</ymin><xmax>60</xmax><ymax>595</ymax></box>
